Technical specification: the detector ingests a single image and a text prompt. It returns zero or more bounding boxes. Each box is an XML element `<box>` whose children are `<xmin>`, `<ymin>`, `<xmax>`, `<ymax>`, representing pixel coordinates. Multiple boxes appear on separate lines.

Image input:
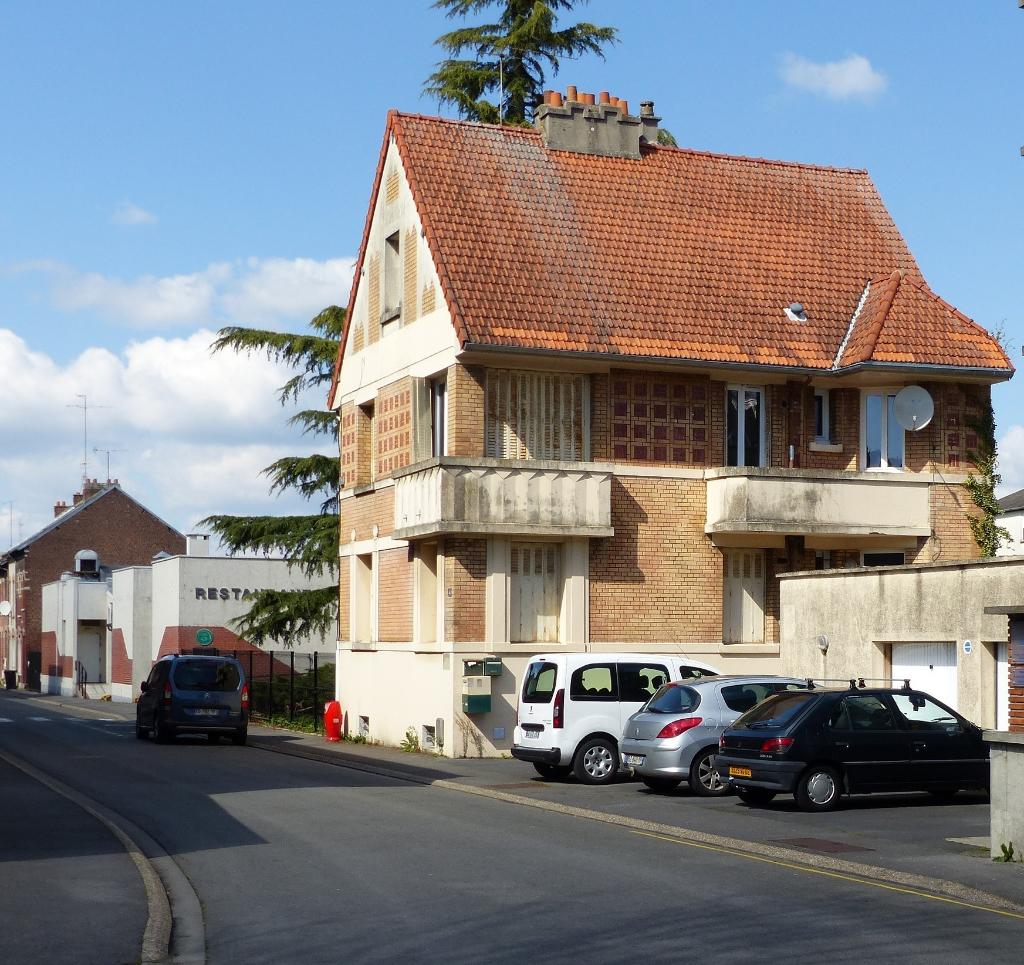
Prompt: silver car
<box><xmin>620</xmin><ymin>676</ymin><xmax>807</xmax><ymax>795</ymax></box>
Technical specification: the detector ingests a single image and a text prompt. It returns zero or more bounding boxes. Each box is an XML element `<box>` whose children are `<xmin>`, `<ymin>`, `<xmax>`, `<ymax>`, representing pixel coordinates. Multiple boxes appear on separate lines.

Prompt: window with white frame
<box><xmin>862</xmin><ymin>390</ymin><xmax>904</xmax><ymax>470</ymax></box>
<box><xmin>726</xmin><ymin>386</ymin><xmax>766</xmax><ymax>467</ymax></box>
<box><xmin>813</xmin><ymin>389</ymin><xmax>831</xmax><ymax>443</ymax></box>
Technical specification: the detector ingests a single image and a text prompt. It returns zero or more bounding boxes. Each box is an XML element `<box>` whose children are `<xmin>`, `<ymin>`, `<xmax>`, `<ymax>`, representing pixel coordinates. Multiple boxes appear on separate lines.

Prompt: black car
<box><xmin>715</xmin><ymin>682</ymin><xmax>989</xmax><ymax>812</ymax></box>
<box><xmin>136</xmin><ymin>654</ymin><xmax>249</xmax><ymax>744</ymax></box>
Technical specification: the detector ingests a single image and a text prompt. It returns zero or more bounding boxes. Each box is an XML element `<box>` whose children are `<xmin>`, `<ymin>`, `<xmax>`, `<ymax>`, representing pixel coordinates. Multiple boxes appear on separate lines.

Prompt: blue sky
<box><xmin>1</xmin><ymin>1</ymin><xmax>1022</xmax><ymax>546</ymax></box>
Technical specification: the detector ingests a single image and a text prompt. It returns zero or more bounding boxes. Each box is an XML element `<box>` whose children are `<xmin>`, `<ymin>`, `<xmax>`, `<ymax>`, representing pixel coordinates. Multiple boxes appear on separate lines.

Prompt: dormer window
<box><xmin>382</xmin><ymin>230</ymin><xmax>401</xmax><ymax>328</ymax></box>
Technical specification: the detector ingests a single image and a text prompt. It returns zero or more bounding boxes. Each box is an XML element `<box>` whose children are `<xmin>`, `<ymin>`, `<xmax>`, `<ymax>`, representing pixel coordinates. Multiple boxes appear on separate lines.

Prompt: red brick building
<box><xmin>328</xmin><ymin>93</ymin><xmax>1013</xmax><ymax>755</ymax></box>
<box><xmin>0</xmin><ymin>481</ymin><xmax>185</xmax><ymax>689</ymax></box>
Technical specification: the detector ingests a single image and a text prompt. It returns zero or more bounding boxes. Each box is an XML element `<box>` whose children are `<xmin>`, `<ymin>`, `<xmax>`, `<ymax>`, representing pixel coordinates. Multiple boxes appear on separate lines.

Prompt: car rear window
<box><xmin>721</xmin><ymin>682</ymin><xmax>804</xmax><ymax>713</ymax></box>
<box><xmin>644</xmin><ymin>683</ymin><xmax>701</xmax><ymax>714</ymax></box>
<box><xmin>733</xmin><ymin>691</ymin><xmax>816</xmax><ymax>728</ymax></box>
<box><xmin>521</xmin><ymin>662</ymin><xmax>558</xmax><ymax>703</ymax></box>
<box><xmin>172</xmin><ymin>660</ymin><xmax>240</xmax><ymax>692</ymax></box>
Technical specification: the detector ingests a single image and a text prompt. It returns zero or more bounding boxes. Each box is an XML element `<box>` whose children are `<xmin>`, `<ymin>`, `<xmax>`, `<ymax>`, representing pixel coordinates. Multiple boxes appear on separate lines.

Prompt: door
<box><xmin>890</xmin><ymin>642</ymin><xmax>957</xmax><ymax>709</ymax></box>
<box><xmin>824</xmin><ymin>694</ymin><xmax>911</xmax><ymax>792</ymax></box>
<box><xmin>723</xmin><ymin>551</ymin><xmax>765</xmax><ymax>643</ymax></box>
<box><xmin>139</xmin><ymin>663</ymin><xmax>166</xmax><ymax>727</ymax></box>
<box><xmin>890</xmin><ymin>692</ymin><xmax>987</xmax><ymax>788</ymax></box>
<box><xmin>510</xmin><ymin>543</ymin><xmax>561</xmax><ymax>643</ymax></box>
<box><xmin>78</xmin><ymin>628</ymin><xmax>104</xmax><ymax>683</ymax></box>
<box><xmin>26</xmin><ymin>651</ymin><xmax>41</xmax><ymax>691</ymax></box>
<box><xmin>997</xmin><ymin>641</ymin><xmax>1009</xmax><ymax>731</ymax></box>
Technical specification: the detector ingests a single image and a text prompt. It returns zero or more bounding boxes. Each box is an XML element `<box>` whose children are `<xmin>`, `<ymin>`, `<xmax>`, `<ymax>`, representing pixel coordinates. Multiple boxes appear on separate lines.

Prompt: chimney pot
<box><xmin>599</xmin><ymin>91</ymin><xmax>610</xmax><ymax>104</ymax></box>
<box><xmin>640</xmin><ymin>100</ymin><xmax>655</xmax><ymax>117</ymax></box>
<box><xmin>566</xmin><ymin>84</ymin><xmax>578</xmax><ymax>102</ymax></box>
<box><xmin>551</xmin><ymin>91</ymin><xmax>563</xmax><ymax>107</ymax></box>
<box><xmin>582</xmin><ymin>92</ymin><xmax>595</xmax><ymax>106</ymax></box>
<box><xmin>618</xmin><ymin>100</ymin><xmax>629</xmax><ymax>115</ymax></box>
<box><xmin>609</xmin><ymin>96</ymin><xmax>619</xmax><ymax>107</ymax></box>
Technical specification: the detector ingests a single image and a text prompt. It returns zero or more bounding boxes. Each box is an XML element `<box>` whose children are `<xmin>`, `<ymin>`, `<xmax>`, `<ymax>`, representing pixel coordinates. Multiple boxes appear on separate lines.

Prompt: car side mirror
<box><xmin>140</xmin><ymin>681</ymin><xmax>149</xmax><ymax>694</ymax></box>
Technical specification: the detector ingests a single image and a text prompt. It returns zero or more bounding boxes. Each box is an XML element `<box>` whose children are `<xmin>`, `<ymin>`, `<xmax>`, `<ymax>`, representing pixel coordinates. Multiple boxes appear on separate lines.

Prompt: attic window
<box><xmin>382</xmin><ymin>231</ymin><xmax>401</xmax><ymax>326</ymax></box>
<box><xmin>784</xmin><ymin>302</ymin><xmax>808</xmax><ymax>322</ymax></box>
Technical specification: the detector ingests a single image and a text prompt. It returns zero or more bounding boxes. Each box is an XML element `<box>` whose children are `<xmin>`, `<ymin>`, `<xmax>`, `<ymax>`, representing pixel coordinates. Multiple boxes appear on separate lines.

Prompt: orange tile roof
<box><xmin>335</xmin><ymin>112</ymin><xmax>1011</xmax><ymax>392</ymax></box>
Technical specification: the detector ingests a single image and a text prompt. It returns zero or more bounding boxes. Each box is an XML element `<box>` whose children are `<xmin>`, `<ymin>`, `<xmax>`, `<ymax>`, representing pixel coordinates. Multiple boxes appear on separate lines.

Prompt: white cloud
<box><xmin>26</xmin><ymin>256</ymin><xmax>355</xmax><ymax>329</ymax></box>
<box><xmin>997</xmin><ymin>425</ymin><xmax>1024</xmax><ymax>496</ymax></box>
<box><xmin>781</xmin><ymin>53</ymin><xmax>887</xmax><ymax>101</ymax></box>
<box><xmin>111</xmin><ymin>201</ymin><xmax>157</xmax><ymax>226</ymax></box>
<box><xmin>0</xmin><ymin>326</ymin><xmax>334</xmax><ymax>547</ymax></box>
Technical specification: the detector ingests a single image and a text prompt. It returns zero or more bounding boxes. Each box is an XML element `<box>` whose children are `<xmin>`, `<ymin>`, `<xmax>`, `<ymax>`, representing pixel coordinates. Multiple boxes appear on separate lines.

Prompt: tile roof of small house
<box><xmin>335</xmin><ymin>111</ymin><xmax>1012</xmax><ymax>390</ymax></box>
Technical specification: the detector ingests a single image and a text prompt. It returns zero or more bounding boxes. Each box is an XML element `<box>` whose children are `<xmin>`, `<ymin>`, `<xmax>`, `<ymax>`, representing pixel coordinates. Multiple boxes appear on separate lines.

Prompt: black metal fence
<box><xmin>222</xmin><ymin>649</ymin><xmax>336</xmax><ymax>733</ymax></box>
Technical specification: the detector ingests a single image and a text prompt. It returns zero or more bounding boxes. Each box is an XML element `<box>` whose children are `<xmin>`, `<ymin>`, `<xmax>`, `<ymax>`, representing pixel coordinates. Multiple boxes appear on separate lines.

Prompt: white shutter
<box><xmin>485</xmin><ymin>371</ymin><xmax>584</xmax><ymax>461</ymax></box>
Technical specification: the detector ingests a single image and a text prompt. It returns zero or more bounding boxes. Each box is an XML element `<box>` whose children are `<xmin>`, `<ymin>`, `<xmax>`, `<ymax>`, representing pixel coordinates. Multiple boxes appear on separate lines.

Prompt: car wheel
<box><xmin>688</xmin><ymin>747</ymin><xmax>729</xmax><ymax>797</ymax></box>
<box><xmin>736</xmin><ymin>787</ymin><xmax>777</xmax><ymax>806</ymax></box>
<box><xmin>795</xmin><ymin>765</ymin><xmax>842</xmax><ymax>812</ymax></box>
<box><xmin>153</xmin><ymin>714</ymin><xmax>173</xmax><ymax>745</ymax></box>
<box><xmin>532</xmin><ymin>763</ymin><xmax>570</xmax><ymax>780</ymax></box>
<box><xmin>641</xmin><ymin>776</ymin><xmax>681</xmax><ymax>793</ymax></box>
<box><xmin>573</xmin><ymin>737</ymin><xmax>618</xmax><ymax>785</ymax></box>
<box><xmin>232</xmin><ymin>726</ymin><xmax>248</xmax><ymax>746</ymax></box>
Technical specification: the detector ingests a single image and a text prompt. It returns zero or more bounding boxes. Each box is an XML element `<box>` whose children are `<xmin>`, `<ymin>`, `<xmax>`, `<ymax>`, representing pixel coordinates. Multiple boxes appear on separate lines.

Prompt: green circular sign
<box><xmin>195</xmin><ymin>628</ymin><xmax>214</xmax><ymax>647</ymax></box>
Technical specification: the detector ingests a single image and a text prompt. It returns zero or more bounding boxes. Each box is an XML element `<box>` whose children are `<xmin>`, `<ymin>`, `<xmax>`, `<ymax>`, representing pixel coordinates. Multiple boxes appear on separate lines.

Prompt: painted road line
<box><xmin>28</xmin><ymin>716</ymin><xmax>52</xmax><ymax>722</ymax></box>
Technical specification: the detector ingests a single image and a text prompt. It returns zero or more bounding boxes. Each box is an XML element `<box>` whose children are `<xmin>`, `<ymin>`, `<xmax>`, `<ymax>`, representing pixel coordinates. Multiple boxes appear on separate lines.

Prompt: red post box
<box><xmin>323</xmin><ymin>700</ymin><xmax>342</xmax><ymax>742</ymax></box>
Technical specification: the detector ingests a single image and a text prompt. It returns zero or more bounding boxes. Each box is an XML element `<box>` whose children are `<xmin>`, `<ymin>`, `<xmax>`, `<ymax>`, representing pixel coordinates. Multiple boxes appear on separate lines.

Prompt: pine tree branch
<box><xmin>228</xmin><ymin>585</ymin><xmax>338</xmax><ymax>648</ymax></box>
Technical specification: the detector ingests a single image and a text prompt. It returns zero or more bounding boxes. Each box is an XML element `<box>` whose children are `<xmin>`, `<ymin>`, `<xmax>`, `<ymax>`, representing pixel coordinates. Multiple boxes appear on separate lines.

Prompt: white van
<box><xmin>511</xmin><ymin>652</ymin><xmax>720</xmax><ymax>784</ymax></box>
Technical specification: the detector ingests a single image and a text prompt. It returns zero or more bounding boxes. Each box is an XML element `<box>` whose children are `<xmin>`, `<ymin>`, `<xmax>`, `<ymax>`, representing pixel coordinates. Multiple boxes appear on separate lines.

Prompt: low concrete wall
<box><xmin>984</xmin><ymin>730</ymin><xmax>1024</xmax><ymax>859</ymax></box>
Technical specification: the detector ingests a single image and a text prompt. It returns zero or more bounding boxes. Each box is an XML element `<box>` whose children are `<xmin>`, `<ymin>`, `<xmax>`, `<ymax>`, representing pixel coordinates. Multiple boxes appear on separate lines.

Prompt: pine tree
<box><xmin>425</xmin><ymin>0</ymin><xmax>617</xmax><ymax>124</ymax></box>
<box><xmin>201</xmin><ymin>306</ymin><xmax>344</xmax><ymax>646</ymax></box>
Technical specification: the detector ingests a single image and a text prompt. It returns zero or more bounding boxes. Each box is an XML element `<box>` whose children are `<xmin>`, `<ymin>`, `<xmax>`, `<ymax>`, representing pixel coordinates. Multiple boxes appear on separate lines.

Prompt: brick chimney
<box><xmin>73</xmin><ymin>478</ymin><xmax>104</xmax><ymax>506</ymax></box>
<box><xmin>53</xmin><ymin>500</ymin><xmax>69</xmax><ymax>518</ymax></box>
<box><xmin>534</xmin><ymin>87</ymin><xmax>663</xmax><ymax>159</ymax></box>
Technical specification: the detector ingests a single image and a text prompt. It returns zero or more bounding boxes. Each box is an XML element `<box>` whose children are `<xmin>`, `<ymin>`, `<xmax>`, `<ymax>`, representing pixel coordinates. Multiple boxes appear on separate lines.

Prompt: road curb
<box><xmin>0</xmin><ymin>746</ymin><xmax>173</xmax><ymax>962</ymax></box>
<box><xmin>251</xmin><ymin>736</ymin><xmax>1024</xmax><ymax>917</ymax></box>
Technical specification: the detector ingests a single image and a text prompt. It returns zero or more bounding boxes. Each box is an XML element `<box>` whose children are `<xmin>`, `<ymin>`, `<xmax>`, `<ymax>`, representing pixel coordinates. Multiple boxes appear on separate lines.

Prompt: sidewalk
<box><xmin>16</xmin><ymin>689</ymin><xmax>1024</xmax><ymax>911</ymax></box>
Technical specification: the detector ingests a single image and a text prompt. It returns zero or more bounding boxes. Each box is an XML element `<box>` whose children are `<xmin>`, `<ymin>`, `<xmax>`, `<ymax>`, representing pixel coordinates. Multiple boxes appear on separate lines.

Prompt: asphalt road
<box><xmin>1</xmin><ymin>693</ymin><xmax>1022</xmax><ymax>964</ymax></box>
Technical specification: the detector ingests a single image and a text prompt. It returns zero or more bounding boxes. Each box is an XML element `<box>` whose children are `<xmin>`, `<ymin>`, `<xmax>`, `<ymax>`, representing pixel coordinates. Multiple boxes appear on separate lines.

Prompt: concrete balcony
<box><xmin>392</xmin><ymin>457</ymin><xmax>614</xmax><ymax>540</ymax></box>
<box><xmin>705</xmin><ymin>467</ymin><xmax>933</xmax><ymax>545</ymax></box>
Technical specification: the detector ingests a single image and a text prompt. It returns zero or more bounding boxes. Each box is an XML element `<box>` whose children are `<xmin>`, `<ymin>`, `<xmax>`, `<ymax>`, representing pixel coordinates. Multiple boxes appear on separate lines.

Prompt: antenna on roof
<box><xmin>892</xmin><ymin>385</ymin><xmax>934</xmax><ymax>432</ymax></box>
<box><xmin>66</xmin><ymin>394</ymin><xmax>111</xmax><ymax>488</ymax></box>
<box><xmin>93</xmin><ymin>447</ymin><xmax>125</xmax><ymax>482</ymax></box>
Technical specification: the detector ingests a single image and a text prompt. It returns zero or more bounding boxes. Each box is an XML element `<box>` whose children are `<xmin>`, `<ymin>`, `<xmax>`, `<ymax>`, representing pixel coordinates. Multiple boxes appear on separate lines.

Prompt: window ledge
<box><xmin>380</xmin><ymin>304</ymin><xmax>402</xmax><ymax>325</ymax></box>
<box><xmin>809</xmin><ymin>441</ymin><xmax>842</xmax><ymax>453</ymax></box>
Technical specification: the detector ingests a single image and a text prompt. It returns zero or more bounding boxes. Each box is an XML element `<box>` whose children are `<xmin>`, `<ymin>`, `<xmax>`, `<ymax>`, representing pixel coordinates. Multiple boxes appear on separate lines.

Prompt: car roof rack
<box><xmin>803</xmin><ymin>677</ymin><xmax>912</xmax><ymax>691</ymax></box>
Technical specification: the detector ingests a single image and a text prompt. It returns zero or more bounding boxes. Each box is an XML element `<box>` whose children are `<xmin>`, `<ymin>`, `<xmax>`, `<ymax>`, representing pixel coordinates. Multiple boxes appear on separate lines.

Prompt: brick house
<box><xmin>328</xmin><ymin>91</ymin><xmax>1013</xmax><ymax>756</ymax></box>
<box><xmin>0</xmin><ymin>480</ymin><xmax>185</xmax><ymax>690</ymax></box>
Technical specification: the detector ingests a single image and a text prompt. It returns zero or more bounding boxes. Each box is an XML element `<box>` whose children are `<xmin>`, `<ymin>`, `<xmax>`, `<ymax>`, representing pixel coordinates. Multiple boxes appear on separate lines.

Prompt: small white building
<box><xmin>997</xmin><ymin>488</ymin><xmax>1024</xmax><ymax>556</ymax></box>
<box><xmin>41</xmin><ymin>535</ymin><xmax>338</xmax><ymax>701</ymax></box>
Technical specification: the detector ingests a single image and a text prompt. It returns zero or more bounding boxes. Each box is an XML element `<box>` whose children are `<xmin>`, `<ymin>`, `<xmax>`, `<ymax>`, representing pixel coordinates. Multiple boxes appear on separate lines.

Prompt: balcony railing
<box><xmin>705</xmin><ymin>467</ymin><xmax>932</xmax><ymax>541</ymax></box>
<box><xmin>392</xmin><ymin>457</ymin><xmax>614</xmax><ymax>540</ymax></box>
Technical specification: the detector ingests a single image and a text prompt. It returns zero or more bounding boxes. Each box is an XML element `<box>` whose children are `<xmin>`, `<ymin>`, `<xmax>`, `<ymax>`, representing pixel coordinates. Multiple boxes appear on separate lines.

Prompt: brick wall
<box><xmin>367</xmin><ymin>253</ymin><xmax>381</xmax><ymax>345</ymax></box>
<box><xmin>447</xmin><ymin>365</ymin><xmax>486</xmax><ymax>458</ymax></box>
<box><xmin>605</xmin><ymin>370</ymin><xmax>714</xmax><ymax>467</ymax></box>
<box><xmin>590</xmin><ymin>476</ymin><xmax>722</xmax><ymax>642</ymax></box>
<box><xmin>443</xmin><ymin>538</ymin><xmax>486</xmax><ymax>642</ymax></box>
<box><xmin>338</xmin><ymin>559</ymin><xmax>350</xmax><ymax>642</ymax></box>
<box><xmin>110</xmin><ymin>628</ymin><xmax>131</xmax><ymax>685</ymax></box>
<box><xmin>376</xmin><ymin>378</ymin><xmax>413</xmax><ymax>479</ymax></box>
<box><xmin>41</xmin><ymin>630</ymin><xmax>57</xmax><ymax>678</ymax></box>
<box><xmin>340</xmin><ymin>487</ymin><xmax>394</xmax><ymax>543</ymax></box>
<box><xmin>403</xmin><ymin>227</ymin><xmax>418</xmax><ymax>324</ymax></box>
<box><xmin>378</xmin><ymin>547</ymin><xmax>414</xmax><ymax>642</ymax></box>
<box><xmin>906</xmin><ymin>484</ymin><xmax>982</xmax><ymax>565</ymax></box>
<box><xmin>17</xmin><ymin>489</ymin><xmax>184</xmax><ymax>685</ymax></box>
<box><xmin>340</xmin><ymin>402</ymin><xmax>358</xmax><ymax>490</ymax></box>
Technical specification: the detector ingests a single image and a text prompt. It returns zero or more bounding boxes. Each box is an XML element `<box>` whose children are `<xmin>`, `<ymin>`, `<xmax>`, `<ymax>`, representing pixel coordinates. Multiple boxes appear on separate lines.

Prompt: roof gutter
<box><xmin>459</xmin><ymin>342</ymin><xmax>1014</xmax><ymax>382</ymax></box>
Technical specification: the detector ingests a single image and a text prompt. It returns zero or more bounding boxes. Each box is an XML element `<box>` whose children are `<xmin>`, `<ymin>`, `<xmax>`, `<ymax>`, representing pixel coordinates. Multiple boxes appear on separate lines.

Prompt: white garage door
<box><xmin>996</xmin><ymin>642</ymin><xmax>1009</xmax><ymax>731</ymax></box>
<box><xmin>890</xmin><ymin>642</ymin><xmax>957</xmax><ymax>710</ymax></box>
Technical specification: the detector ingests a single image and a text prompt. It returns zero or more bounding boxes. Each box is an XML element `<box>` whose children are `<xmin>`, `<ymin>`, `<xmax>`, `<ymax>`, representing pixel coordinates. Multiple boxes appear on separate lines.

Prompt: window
<box><xmin>485</xmin><ymin>370</ymin><xmax>586</xmax><ymax>460</ymax></box>
<box><xmin>352</xmin><ymin>553</ymin><xmax>374</xmax><ymax>643</ymax></box>
<box><xmin>737</xmin><ymin>691</ymin><xmax>815</xmax><ymax>726</ymax></box>
<box><xmin>430</xmin><ymin>378</ymin><xmax>447</xmax><ymax>457</ymax></box>
<box><xmin>813</xmin><ymin>389</ymin><xmax>830</xmax><ymax>442</ymax></box>
<box><xmin>721</xmin><ymin>682</ymin><xmax>801</xmax><ymax>713</ymax></box>
<box><xmin>618</xmin><ymin>663</ymin><xmax>670</xmax><ymax>702</ymax></box>
<box><xmin>862</xmin><ymin>552</ymin><xmax>905</xmax><ymax>567</ymax></box>
<box><xmin>172</xmin><ymin>660</ymin><xmax>240</xmax><ymax>692</ymax></box>
<box><xmin>645</xmin><ymin>684</ymin><xmax>701</xmax><ymax>715</ymax></box>
<box><xmin>892</xmin><ymin>693</ymin><xmax>961</xmax><ymax>732</ymax></box>
<box><xmin>383</xmin><ymin>231</ymin><xmax>401</xmax><ymax>324</ymax></box>
<box><xmin>828</xmin><ymin>695</ymin><xmax>897</xmax><ymax>731</ymax></box>
<box><xmin>863</xmin><ymin>390</ymin><xmax>904</xmax><ymax>469</ymax></box>
<box><xmin>521</xmin><ymin>661</ymin><xmax>558</xmax><ymax>703</ymax></box>
<box><xmin>570</xmin><ymin>663</ymin><xmax>617</xmax><ymax>700</ymax></box>
<box><xmin>726</xmin><ymin>386</ymin><xmax>765</xmax><ymax>467</ymax></box>
<box><xmin>815</xmin><ymin>551</ymin><xmax>832</xmax><ymax>571</ymax></box>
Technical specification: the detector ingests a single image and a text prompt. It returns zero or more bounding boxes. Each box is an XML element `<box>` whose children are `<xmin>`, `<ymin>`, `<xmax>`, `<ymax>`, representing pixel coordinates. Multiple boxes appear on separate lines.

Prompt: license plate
<box><xmin>624</xmin><ymin>754</ymin><xmax>645</xmax><ymax>767</ymax></box>
<box><xmin>189</xmin><ymin>708</ymin><xmax>220</xmax><ymax>717</ymax></box>
<box><xmin>522</xmin><ymin>729</ymin><xmax>541</xmax><ymax>739</ymax></box>
<box><xmin>729</xmin><ymin>766</ymin><xmax>752</xmax><ymax>778</ymax></box>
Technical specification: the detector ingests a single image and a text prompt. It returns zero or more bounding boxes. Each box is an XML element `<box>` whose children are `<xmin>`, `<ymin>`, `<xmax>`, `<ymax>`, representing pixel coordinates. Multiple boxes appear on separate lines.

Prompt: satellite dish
<box><xmin>0</xmin><ymin>601</ymin><xmax>11</xmax><ymax>617</ymax></box>
<box><xmin>892</xmin><ymin>385</ymin><xmax>934</xmax><ymax>432</ymax></box>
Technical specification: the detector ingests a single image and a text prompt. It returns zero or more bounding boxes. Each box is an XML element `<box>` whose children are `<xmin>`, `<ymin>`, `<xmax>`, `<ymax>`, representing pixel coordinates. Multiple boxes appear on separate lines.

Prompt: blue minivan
<box><xmin>136</xmin><ymin>654</ymin><xmax>249</xmax><ymax>744</ymax></box>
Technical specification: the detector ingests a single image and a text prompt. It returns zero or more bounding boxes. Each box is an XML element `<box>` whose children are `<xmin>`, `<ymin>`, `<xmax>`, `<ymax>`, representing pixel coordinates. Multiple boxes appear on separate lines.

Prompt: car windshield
<box><xmin>172</xmin><ymin>660</ymin><xmax>240</xmax><ymax>692</ymax></box>
<box><xmin>643</xmin><ymin>683</ymin><xmax>701</xmax><ymax>714</ymax></box>
<box><xmin>733</xmin><ymin>691</ymin><xmax>815</xmax><ymax>729</ymax></box>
